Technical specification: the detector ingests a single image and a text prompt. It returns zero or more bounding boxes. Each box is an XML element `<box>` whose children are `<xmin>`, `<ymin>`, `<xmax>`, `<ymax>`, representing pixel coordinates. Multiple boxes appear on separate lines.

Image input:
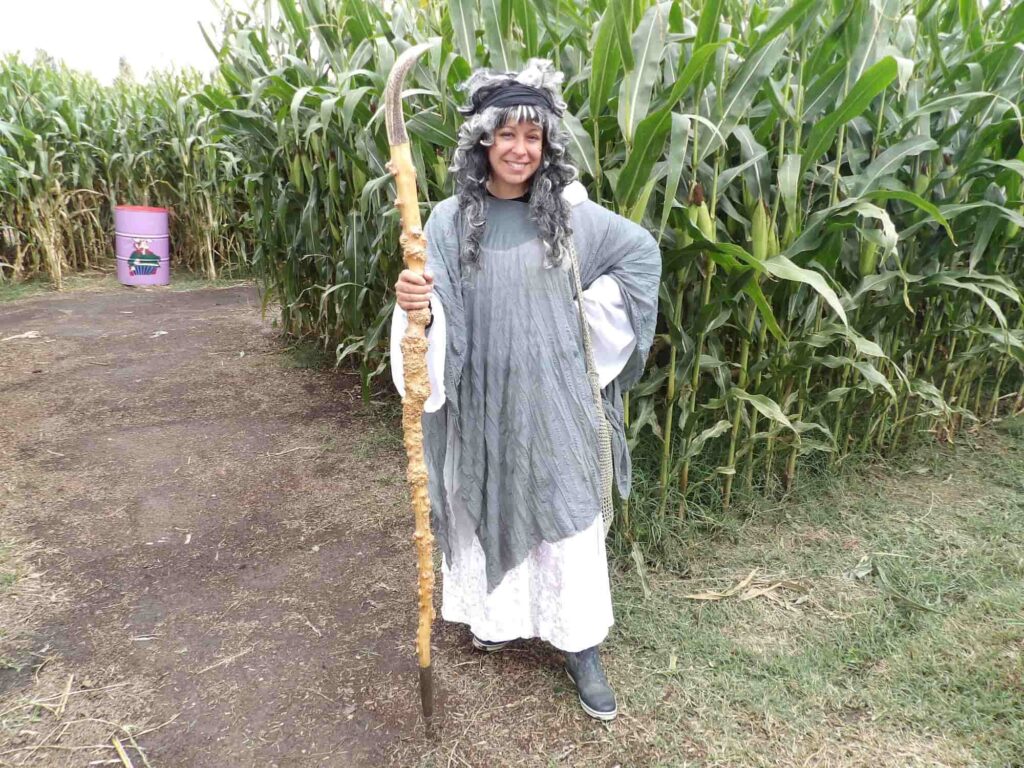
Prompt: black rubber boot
<box><xmin>563</xmin><ymin>645</ymin><xmax>617</xmax><ymax>720</ymax></box>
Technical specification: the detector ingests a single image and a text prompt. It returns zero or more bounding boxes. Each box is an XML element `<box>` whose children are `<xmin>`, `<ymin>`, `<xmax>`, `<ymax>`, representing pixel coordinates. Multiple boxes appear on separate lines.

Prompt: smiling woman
<box><xmin>390</xmin><ymin>58</ymin><xmax>662</xmax><ymax>722</ymax></box>
<box><xmin>486</xmin><ymin>121</ymin><xmax>543</xmax><ymax>198</ymax></box>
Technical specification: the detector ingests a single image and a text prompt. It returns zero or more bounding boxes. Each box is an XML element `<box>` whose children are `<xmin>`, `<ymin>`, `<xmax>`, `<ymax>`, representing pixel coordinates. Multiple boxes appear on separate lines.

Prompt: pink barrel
<box><xmin>114</xmin><ymin>205</ymin><xmax>170</xmax><ymax>286</ymax></box>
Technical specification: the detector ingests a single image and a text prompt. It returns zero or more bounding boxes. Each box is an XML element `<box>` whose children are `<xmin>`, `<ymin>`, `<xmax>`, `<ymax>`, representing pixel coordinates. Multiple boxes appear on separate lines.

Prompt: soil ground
<box><xmin>2</xmin><ymin>280</ymin><xmax>1022</xmax><ymax>767</ymax></box>
<box><xmin>0</xmin><ymin>281</ymin><xmax>666</xmax><ymax>767</ymax></box>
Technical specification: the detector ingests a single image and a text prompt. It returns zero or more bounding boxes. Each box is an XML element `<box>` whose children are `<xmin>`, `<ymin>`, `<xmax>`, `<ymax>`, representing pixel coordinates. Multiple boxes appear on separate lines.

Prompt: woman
<box><xmin>391</xmin><ymin>59</ymin><xmax>660</xmax><ymax>721</ymax></box>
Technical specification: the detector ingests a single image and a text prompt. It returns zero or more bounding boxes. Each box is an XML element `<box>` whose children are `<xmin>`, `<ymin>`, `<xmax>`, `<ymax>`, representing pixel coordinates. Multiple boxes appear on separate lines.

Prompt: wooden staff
<box><xmin>384</xmin><ymin>41</ymin><xmax>437</xmax><ymax>724</ymax></box>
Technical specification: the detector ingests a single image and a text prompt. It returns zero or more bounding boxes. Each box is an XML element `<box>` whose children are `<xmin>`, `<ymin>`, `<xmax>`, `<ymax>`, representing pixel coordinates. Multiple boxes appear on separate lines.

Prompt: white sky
<box><xmin>0</xmin><ymin>0</ymin><xmax>236</xmax><ymax>83</ymax></box>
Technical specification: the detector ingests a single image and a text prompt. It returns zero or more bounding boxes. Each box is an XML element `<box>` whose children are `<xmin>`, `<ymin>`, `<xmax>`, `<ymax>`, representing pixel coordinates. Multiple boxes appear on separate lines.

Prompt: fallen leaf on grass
<box><xmin>631</xmin><ymin>541</ymin><xmax>651</xmax><ymax>599</ymax></box>
<box><xmin>847</xmin><ymin>554</ymin><xmax>875</xmax><ymax>580</ymax></box>
<box><xmin>739</xmin><ymin>579</ymin><xmax>808</xmax><ymax>600</ymax></box>
<box><xmin>686</xmin><ymin>570</ymin><xmax>809</xmax><ymax>610</ymax></box>
<box><xmin>684</xmin><ymin>569</ymin><xmax>758</xmax><ymax>601</ymax></box>
<box><xmin>740</xmin><ymin>581</ymin><xmax>810</xmax><ymax>611</ymax></box>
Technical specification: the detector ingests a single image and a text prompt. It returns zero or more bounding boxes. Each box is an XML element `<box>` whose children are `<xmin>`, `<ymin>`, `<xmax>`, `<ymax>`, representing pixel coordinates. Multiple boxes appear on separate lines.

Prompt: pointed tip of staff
<box><xmin>417</xmin><ymin>663</ymin><xmax>434</xmax><ymax>741</ymax></box>
<box><xmin>385</xmin><ymin>39</ymin><xmax>442</xmax><ymax>145</ymax></box>
<box><xmin>419</xmin><ymin>663</ymin><xmax>434</xmax><ymax>723</ymax></box>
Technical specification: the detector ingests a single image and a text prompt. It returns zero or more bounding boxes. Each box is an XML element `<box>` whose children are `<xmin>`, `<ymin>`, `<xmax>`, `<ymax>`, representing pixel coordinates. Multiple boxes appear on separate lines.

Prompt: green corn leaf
<box><xmin>848</xmin><ymin>136</ymin><xmax>938</xmax><ymax>196</ymax></box>
<box><xmin>617</xmin><ymin>2</ymin><xmax>667</xmax><ymax>146</ymax></box>
<box><xmin>802</xmin><ymin>57</ymin><xmax>898</xmax><ymax>174</ymax></box>
<box><xmin>743</xmin><ymin>276</ymin><xmax>785</xmax><ymax>343</ymax></box>
<box><xmin>562</xmin><ymin>110</ymin><xmax>597</xmax><ymax>178</ymax></box>
<box><xmin>481</xmin><ymin>0</ymin><xmax>512</xmax><ymax>71</ymax></box>
<box><xmin>615</xmin><ymin>107</ymin><xmax>671</xmax><ymax>209</ymax></box>
<box><xmin>626</xmin><ymin>176</ymin><xmax>659</xmax><ymax>223</ymax></box>
<box><xmin>863</xmin><ymin>189</ymin><xmax>955</xmax><ymax>244</ymax></box>
<box><xmin>756</xmin><ymin>0</ymin><xmax>818</xmax><ymax>45</ymax></box>
<box><xmin>341</xmin><ymin>87</ymin><xmax>373</xmax><ymax>127</ymax></box>
<box><xmin>926</xmin><ymin>274</ymin><xmax>1009</xmax><ymax>330</ymax></box>
<box><xmin>290</xmin><ymin>86</ymin><xmax>314</xmax><ymax>144</ymax></box>
<box><xmin>654</xmin><ymin>40</ymin><xmax>727</xmax><ymax>115</ymax></box>
<box><xmin>763</xmin><ymin>254</ymin><xmax>848</xmax><ymax>326</ymax></box>
<box><xmin>695</xmin><ymin>0</ymin><xmax>723</xmax><ymax>48</ymax></box>
<box><xmin>612</xmin><ymin>0</ymin><xmax>635</xmax><ymax>70</ymax></box>
<box><xmin>730</xmin><ymin>388</ymin><xmax>796</xmax><ymax>431</ymax></box>
<box><xmin>658</xmin><ymin>114</ymin><xmax>690</xmax><ymax>241</ymax></box>
<box><xmin>821</xmin><ymin>355</ymin><xmax>896</xmax><ymax>398</ymax></box>
<box><xmin>699</xmin><ymin>35</ymin><xmax>789</xmax><ymax>162</ymax></box>
<box><xmin>279</xmin><ymin>0</ymin><xmax>310</xmax><ymax>49</ymax></box>
<box><xmin>778</xmin><ymin>154</ymin><xmax>801</xmax><ymax>216</ymax></box>
<box><xmin>512</xmin><ymin>0</ymin><xmax>539</xmax><ymax>58</ymax></box>
<box><xmin>589</xmin><ymin>2</ymin><xmax>624</xmax><ymax>119</ymax></box>
<box><xmin>449</xmin><ymin>0</ymin><xmax>478</xmax><ymax>63</ymax></box>
<box><xmin>407</xmin><ymin>111</ymin><xmax>456</xmax><ymax>147</ymax></box>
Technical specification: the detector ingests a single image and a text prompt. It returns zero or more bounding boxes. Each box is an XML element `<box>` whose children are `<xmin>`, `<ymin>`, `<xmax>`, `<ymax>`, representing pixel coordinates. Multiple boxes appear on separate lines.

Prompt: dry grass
<box><xmin>0</xmin><ymin>540</ymin><xmax>68</xmax><ymax>658</ymax></box>
<box><xmin>0</xmin><ymin>269</ymin><xmax>251</xmax><ymax>304</ymax></box>
<box><xmin>0</xmin><ymin>540</ymin><xmax>173</xmax><ymax>767</ymax></box>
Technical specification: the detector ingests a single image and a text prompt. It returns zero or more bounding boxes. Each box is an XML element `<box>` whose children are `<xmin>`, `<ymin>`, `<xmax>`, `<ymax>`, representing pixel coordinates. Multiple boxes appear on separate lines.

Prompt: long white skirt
<box><xmin>440</xmin><ymin>483</ymin><xmax>614</xmax><ymax>653</ymax></box>
<box><xmin>398</xmin><ymin>277</ymin><xmax>628</xmax><ymax>654</ymax></box>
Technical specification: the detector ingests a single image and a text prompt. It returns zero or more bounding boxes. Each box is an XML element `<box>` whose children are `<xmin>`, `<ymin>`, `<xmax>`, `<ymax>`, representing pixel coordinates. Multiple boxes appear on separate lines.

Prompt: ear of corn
<box><xmin>859</xmin><ymin>238</ymin><xmax>879</xmax><ymax>278</ymax></box>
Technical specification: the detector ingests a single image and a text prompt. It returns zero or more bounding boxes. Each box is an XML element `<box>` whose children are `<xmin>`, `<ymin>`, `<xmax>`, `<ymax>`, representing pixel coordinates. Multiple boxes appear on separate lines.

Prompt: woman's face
<box><xmin>487</xmin><ymin>120</ymin><xmax>543</xmax><ymax>192</ymax></box>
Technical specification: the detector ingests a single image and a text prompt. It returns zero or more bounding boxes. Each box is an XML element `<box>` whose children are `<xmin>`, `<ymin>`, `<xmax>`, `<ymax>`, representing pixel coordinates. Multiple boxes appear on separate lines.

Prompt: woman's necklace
<box><xmin>486</xmin><ymin>188</ymin><xmax>530</xmax><ymax>203</ymax></box>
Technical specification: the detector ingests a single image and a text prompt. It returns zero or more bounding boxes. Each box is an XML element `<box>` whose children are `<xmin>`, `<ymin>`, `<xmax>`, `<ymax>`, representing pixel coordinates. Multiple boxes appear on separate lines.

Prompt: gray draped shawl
<box><xmin>420</xmin><ymin>194</ymin><xmax>661</xmax><ymax>591</ymax></box>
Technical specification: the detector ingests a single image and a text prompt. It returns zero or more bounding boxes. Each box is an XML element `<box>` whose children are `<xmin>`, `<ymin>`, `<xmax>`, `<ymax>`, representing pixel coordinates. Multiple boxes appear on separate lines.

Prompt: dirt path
<box><xmin>5</xmin><ymin>283</ymin><xmax>1021</xmax><ymax>767</ymax></box>
<box><xmin>0</xmin><ymin>285</ymin><xmax>643</xmax><ymax>767</ymax></box>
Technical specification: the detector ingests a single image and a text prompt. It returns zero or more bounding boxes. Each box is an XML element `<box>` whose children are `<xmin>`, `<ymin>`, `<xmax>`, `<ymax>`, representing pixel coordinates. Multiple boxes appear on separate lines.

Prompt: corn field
<box><xmin>0</xmin><ymin>55</ymin><xmax>250</xmax><ymax>286</ymax></box>
<box><xmin>3</xmin><ymin>0</ymin><xmax>1023</xmax><ymax>550</ymax></box>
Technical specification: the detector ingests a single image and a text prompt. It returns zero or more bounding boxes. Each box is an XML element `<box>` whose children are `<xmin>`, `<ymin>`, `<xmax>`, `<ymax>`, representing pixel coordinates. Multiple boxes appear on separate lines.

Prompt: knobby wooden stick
<box><xmin>384</xmin><ymin>40</ymin><xmax>438</xmax><ymax>725</ymax></box>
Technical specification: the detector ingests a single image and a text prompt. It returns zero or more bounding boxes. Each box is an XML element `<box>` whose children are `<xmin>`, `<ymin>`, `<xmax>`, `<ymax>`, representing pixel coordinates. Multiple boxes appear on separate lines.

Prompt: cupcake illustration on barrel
<box><xmin>128</xmin><ymin>238</ymin><xmax>160</xmax><ymax>276</ymax></box>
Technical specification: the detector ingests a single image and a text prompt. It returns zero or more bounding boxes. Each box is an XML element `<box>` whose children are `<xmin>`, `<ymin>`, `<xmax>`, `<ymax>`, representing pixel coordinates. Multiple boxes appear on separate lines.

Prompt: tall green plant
<box><xmin>202</xmin><ymin>0</ymin><xmax>1023</xmax><ymax>553</ymax></box>
<box><xmin>5</xmin><ymin>0</ymin><xmax>1022</xmax><ymax>556</ymax></box>
<box><xmin>0</xmin><ymin>55</ymin><xmax>249</xmax><ymax>284</ymax></box>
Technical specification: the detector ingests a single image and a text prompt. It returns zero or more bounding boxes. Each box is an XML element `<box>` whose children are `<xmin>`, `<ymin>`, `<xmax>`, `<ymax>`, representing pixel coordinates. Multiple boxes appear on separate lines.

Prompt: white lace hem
<box><xmin>440</xmin><ymin>509</ymin><xmax>614</xmax><ymax>653</ymax></box>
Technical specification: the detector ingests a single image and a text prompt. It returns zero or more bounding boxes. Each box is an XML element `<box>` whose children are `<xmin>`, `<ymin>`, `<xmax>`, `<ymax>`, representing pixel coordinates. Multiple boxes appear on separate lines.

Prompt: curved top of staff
<box><xmin>384</xmin><ymin>40</ymin><xmax>441</xmax><ymax>146</ymax></box>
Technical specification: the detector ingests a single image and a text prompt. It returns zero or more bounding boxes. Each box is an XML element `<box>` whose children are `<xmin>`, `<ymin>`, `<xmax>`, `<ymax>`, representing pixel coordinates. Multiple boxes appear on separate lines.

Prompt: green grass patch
<box><xmin>0</xmin><ymin>272</ymin><xmax>116</xmax><ymax>301</ymax></box>
<box><xmin>0</xmin><ymin>280</ymin><xmax>44</xmax><ymax>303</ymax></box>
<box><xmin>352</xmin><ymin>424</ymin><xmax>404</xmax><ymax>459</ymax></box>
<box><xmin>351</xmin><ymin>399</ymin><xmax>405</xmax><ymax>459</ymax></box>
<box><xmin>0</xmin><ymin>269</ymin><xmax>250</xmax><ymax>303</ymax></box>
<box><xmin>280</xmin><ymin>339</ymin><xmax>334</xmax><ymax>370</ymax></box>
<box><xmin>609</xmin><ymin>428</ymin><xmax>1024</xmax><ymax>766</ymax></box>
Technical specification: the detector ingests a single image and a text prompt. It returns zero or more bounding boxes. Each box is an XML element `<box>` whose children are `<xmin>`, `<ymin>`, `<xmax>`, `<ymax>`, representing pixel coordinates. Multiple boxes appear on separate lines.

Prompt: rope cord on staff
<box><xmin>566</xmin><ymin>239</ymin><xmax>615</xmax><ymax>535</ymax></box>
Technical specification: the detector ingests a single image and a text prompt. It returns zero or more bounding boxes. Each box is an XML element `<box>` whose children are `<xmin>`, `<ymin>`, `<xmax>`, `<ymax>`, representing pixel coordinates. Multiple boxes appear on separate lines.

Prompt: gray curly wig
<box><xmin>450</xmin><ymin>59</ymin><xmax>578</xmax><ymax>269</ymax></box>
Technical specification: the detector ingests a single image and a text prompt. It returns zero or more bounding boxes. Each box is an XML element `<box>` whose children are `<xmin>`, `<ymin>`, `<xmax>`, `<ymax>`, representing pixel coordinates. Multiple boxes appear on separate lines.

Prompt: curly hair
<box><xmin>449</xmin><ymin>59</ymin><xmax>578</xmax><ymax>269</ymax></box>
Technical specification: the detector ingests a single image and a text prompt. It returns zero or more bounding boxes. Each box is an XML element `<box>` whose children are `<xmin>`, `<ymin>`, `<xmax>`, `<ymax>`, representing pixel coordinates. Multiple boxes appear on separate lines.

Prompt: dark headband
<box><xmin>468</xmin><ymin>82</ymin><xmax>563</xmax><ymax>116</ymax></box>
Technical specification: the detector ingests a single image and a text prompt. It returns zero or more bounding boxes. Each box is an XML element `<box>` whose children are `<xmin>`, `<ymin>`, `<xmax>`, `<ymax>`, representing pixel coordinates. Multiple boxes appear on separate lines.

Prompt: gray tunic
<box><xmin>421</xmin><ymin>194</ymin><xmax>661</xmax><ymax>591</ymax></box>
